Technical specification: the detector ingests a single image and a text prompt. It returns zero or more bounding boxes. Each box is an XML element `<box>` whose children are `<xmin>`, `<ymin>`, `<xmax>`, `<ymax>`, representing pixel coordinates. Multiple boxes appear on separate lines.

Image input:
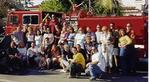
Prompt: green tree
<box><xmin>0</xmin><ymin>0</ymin><xmax>19</xmax><ymax>18</ymax></box>
<box><xmin>0</xmin><ymin>0</ymin><xmax>24</xmax><ymax>18</ymax></box>
<box><xmin>39</xmin><ymin>0</ymin><xmax>64</xmax><ymax>12</ymax></box>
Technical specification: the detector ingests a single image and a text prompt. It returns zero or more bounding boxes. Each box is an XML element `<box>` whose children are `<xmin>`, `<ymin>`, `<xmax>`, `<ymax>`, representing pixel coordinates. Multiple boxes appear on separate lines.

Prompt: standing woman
<box><xmin>26</xmin><ymin>27</ymin><xmax>35</xmax><ymax>49</ymax></box>
<box><xmin>34</xmin><ymin>30</ymin><xmax>43</xmax><ymax>47</ymax></box>
<box><xmin>58</xmin><ymin>26</ymin><xmax>68</xmax><ymax>45</ymax></box>
<box><xmin>84</xmin><ymin>35</ymin><xmax>95</xmax><ymax>63</ymax></box>
<box><xmin>99</xmin><ymin>26</ymin><xmax>113</xmax><ymax>73</ymax></box>
<box><xmin>42</xmin><ymin>28</ymin><xmax>54</xmax><ymax>46</ymax></box>
<box><xmin>67</xmin><ymin>26</ymin><xmax>76</xmax><ymax>49</ymax></box>
<box><xmin>118</xmin><ymin>29</ymin><xmax>132</xmax><ymax>75</ymax></box>
<box><xmin>74</xmin><ymin>27</ymin><xmax>85</xmax><ymax>49</ymax></box>
<box><xmin>95</xmin><ymin>25</ymin><xmax>102</xmax><ymax>52</ymax></box>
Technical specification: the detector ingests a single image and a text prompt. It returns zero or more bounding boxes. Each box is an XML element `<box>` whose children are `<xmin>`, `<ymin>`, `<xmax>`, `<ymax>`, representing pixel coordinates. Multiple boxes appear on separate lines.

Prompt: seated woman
<box><xmin>8</xmin><ymin>41</ymin><xmax>23</xmax><ymax>71</ymax></box>
<box><xmin>17</xmin><ymin>42</ymin><xmax>27</xmax><ymax>66</ymax></box>
<box><xmin>38</xmin><ymin>45</ymin><xmax>47</xmax><ymax>70</ymax></box>
<box><xmin>85</xmin><ymin>47</ymin><xmax>106</xmax><ymax>80</ymax></box>
<box><xmin>68</xmin><ymin>47</ymin><xmax>85</xmax><ymax>78</ymax></box>
<box><xmin>76</xmin><ymin>44</ymin><xmax>87</xmax><ymax>63</ymax></box>
<box><xmin>59</xmin><ymin>44</ymin><xmax>73</xmax><ymax>72</ymax></box>
<box><xmin>50</xmin><ymin>44</ymin><xmax>61</xmax><ymax>69</ymax></box>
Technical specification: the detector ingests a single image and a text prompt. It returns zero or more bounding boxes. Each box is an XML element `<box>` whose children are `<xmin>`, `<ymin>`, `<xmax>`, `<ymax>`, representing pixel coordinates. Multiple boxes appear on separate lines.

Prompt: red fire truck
<box><xmin>66</xmin><ymin>15</ymin><xmax>148</xmax><ymax>63</ymax></box>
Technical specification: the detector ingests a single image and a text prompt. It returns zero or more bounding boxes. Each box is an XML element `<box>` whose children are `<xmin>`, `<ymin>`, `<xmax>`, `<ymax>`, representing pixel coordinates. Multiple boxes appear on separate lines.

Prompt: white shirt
<box><xmin>17</xmin><ymin>47</ymin><xmax>27</xmax><ymax>56</ymax></box>
<box><xmin>35</xmin><ymin>35</ymin><xmax>42</xmax><ymax>47</ymax></box>
<box><xmin>95</xmin><ymin>31</ymin><xmax>102</xmax><ymax>43</ymax></box>
<box><xmin>74</xmin><ymin>33</ymin><xmax>85</xmax><ymax>49</ymax></box>
<box><xmin>100</xmin><ymin>32</ymin><xmax>111</xmax><ymax>45</ymax></box>
<box><xmin>27</xmin><ymin>47</ymin><xmax>38</xmax><ymax>57</ymax></box>
<box><xmin>43</xmin><ymin>33</ymin><xmax>54</xmax><ymax>44</ymax></box>
<box><xmin>91</xmin><ymin>52</ymin><xmax>100</xmax><ymax>62</ymax></box>
<box><xmin>27</xmin><ymin>34</ymin><xmax>34</xmax><ymax>42</ymax></box>
<box><xmin>93</xmin><ymin>52</ymin><xmax>106</xmax><ymax>72</ymax></box>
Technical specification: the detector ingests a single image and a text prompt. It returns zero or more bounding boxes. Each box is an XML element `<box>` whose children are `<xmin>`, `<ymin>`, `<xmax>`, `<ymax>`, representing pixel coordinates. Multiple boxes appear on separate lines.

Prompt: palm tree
<box><xmin>112</xmin><ymin>0</ymin><xmax>123</xmax><ymax>16</ymax></box>
<box><xmin>93</xmin><ymin>0</ymin><xmax>122</xmax><ymax>16</ymax></box>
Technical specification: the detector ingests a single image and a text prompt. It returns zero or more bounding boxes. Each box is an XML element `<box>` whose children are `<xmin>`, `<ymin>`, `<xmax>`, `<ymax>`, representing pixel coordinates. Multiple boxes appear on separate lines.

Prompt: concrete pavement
<box><xmin>0</xmin><ymin>69</ymin><xmax>148</xmax><ymax>82</ymax></box>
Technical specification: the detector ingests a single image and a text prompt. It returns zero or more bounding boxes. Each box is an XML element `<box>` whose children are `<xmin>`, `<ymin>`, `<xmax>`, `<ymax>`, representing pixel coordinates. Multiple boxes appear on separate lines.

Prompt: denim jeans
<box><xmin>119</xmin><ymin>47</ymin><xmax>126</xmax><ymax>56</ymax></box>
<box><xmin>88</xmin><ymin>64</ymin><xmax>103</xmax><ymax>79</ymax></box>
<box><xmin>119</xmin><ymin>47</ymin><xmax>127</xmax><ymax>74</ymax></box>
<box><xmin>68</xmin><ymin>42</ymin><xmax>74</xmax><ymax>48</ymax></box>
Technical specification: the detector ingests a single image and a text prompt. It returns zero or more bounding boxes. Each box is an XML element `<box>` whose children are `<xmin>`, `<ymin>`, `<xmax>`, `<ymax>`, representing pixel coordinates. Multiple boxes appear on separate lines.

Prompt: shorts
<box><xmin>112</xmin><ymin>48</ymin><xmax>119</xmax><ymax>56</ymax></box>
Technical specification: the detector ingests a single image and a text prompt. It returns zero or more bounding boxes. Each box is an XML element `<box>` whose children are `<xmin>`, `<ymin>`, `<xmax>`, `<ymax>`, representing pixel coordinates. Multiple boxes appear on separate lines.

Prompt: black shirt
<box><xmin>62</xmin><ymin>50</ymin><xmax>73</xmax><ymax>60</ymax></box>
<box><xmin>8</xmin><ymin>47</ymin><xmax>19</xmax><ymax>55</ymax></box>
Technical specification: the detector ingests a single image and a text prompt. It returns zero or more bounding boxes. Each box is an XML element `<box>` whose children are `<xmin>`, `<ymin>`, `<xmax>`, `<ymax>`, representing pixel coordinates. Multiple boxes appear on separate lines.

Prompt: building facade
<box><xmin>120</xmin><ymin>0</ymin><xmax>148</xmax><ymax>16</ymax></box>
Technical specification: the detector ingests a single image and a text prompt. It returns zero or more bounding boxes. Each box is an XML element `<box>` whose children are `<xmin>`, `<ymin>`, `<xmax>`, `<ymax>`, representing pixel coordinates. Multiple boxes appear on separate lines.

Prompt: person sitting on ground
<box><xmin>38</xmin><ymin>45</ymin><xmax>47</xmax><ymax>70</ymax></box>
<box><xmin>17</xmin><ymin>42</ymin><xmax>27</xmax><ymax>65</ymax></box>
<box><xmin>8</xmin><ymin>41</ymin><xmax>23</xmax><ymax>71</ymax></box>
<box><xmin>60</xmin><ymin>44</ymin><xmax>73</xmax><ymax>72</ymax></box>
<box><xmin>27</xmin><ymin>42</ymin><xmax>39</xmax><ymax>67</ymax></box>
<box><xmin>76</xmin><ymin>44</ymin><xmax>87</xmax><ymax>64</ymax></box>
<box><xmin>68</xmin><ymin>47</ymin><xmax>85</xmax><ymax>78</ymax></box>
<box><xmin>85</xmin><ymin>47</ymin><xmax>106</xmax><ymax>80</ymax></box>
<box><xmin>50</xmin><ymin>44</ymin><xmax>61</xmax><ymax>69</ymax></box>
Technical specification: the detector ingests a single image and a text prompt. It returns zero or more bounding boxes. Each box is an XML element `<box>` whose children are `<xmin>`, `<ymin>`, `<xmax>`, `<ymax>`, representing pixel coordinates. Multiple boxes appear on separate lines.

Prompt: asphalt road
<box><xmin>0</xmin><ymin>69</ymin><xmax>148</xmax><ymax>82</ymax></box>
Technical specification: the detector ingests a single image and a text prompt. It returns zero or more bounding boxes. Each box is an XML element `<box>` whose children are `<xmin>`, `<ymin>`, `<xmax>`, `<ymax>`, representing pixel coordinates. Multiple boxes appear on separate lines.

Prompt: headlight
<box><xmin>134</xmin><ymin>44</ymin><xmax>144</xmax><ymax>49</ymax></box>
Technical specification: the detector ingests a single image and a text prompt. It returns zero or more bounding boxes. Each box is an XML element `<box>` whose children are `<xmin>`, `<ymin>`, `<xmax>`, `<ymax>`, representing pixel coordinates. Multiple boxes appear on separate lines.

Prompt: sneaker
<box><xmin>60</xmin><ymin>69</ymin><xmax>66</xmax><ymax>73</ymax></box>
<box><xmin>68</xmin><ymin>75</ymin><xmax>76</xmax><ymax>78</ymax></box>
<box><xmin>89</xmin><ymin>77</ymin><xmax>96</xmax><ymax>81</ymax></box>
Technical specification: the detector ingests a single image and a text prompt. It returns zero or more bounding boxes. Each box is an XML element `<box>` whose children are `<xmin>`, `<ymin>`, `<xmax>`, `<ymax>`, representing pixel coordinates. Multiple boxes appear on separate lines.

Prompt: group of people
<box><xmin>4</xmin><ymin>20</ymin><xmax>137</xmax><ymax>80</ymax></box>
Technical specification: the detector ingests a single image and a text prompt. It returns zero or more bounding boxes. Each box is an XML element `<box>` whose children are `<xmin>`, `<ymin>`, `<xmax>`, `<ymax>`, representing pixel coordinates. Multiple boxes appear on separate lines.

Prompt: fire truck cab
<box><xmin>5</xmin><ymin>10</ymin><xmax>62</xmax><ymax>35</ymax></box>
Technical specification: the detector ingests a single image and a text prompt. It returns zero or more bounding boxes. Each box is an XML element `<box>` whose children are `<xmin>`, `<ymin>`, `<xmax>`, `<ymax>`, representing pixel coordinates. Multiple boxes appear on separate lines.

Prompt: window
<box><xmin>9</xmin><ymin>16</ymin><xmax>18</xmax><ymax>24</ymax></box>
<box><xmin>23</xmin><ymin>15</ymin><xmax>38</xmax><ymax>24</ymax></box>
<box><xmin>23</xmin><ymin>16</ymin><xmax>30</xmax><ymax>24</ymax></box>
<box><xmin>31</xmin><ymin>15</ymin><xmax>38</xmax><ymax>24</ymax></box>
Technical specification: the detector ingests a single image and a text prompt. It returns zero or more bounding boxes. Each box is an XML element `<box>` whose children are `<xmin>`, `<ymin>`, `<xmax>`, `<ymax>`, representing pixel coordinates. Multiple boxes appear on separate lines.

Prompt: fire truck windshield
<box><xmin>23</xmin><ymin>15</ymin><xmax>38</xmax><ymax>24</ymax></box>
